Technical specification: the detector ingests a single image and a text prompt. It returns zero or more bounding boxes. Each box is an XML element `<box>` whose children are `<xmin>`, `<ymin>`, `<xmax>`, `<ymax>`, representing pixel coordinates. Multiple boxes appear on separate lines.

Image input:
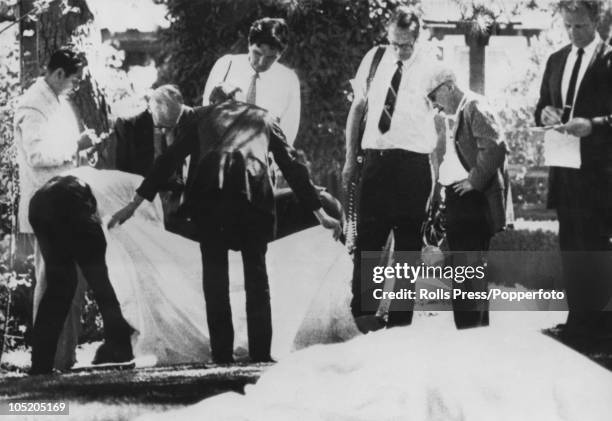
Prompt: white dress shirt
<box><xmin>14</xmin><ymin>78</ymin><xmax>80</xmax><ymax>233</ymax></box>
<box><xmin>202</xmin><ymin>54</ymin><xmax>301</xmax><ymax>145</ymax></box>
<box><xmin>350</xmin><ymin>45</ymin><xmax>437</xmax><ymax>153</ymax></box>
<box><xmin>438</xmin><ymin>94</ymin><xmax>469</xmax><ymax>186</ymax></box>
<box><xmin>561</xmin><ymin>33</ymin><xmax>601</xmax><ymax>119</ymax></box>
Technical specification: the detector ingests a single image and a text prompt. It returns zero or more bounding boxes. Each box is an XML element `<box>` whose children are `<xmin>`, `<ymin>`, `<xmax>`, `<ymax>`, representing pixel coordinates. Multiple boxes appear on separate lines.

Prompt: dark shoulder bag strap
<box><xmin>357</xmin><ymin>46</ymin><xmax>386</xmax><ymax>158</ymax></box>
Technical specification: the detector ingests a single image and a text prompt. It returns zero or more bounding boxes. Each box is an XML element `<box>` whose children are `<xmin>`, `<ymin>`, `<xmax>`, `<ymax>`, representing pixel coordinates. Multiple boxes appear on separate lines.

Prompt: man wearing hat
<box><xmin>426</xmin><ymin>64</ymin><xmax>510</xmax><ymax>328</ymax></box>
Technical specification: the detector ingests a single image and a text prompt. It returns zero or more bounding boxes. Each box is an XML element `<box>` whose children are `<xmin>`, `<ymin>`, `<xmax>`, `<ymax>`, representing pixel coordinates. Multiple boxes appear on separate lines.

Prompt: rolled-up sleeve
<box><xmin>202</xmin><ymin>55</ymin><xmax>231</xmax><ymax>106</ymax></box>
<box><xmin>279</xmin><ymin>70</ymin><xmax>301</xmax><ymax>146</ymax></box>
<box><xmin>349</xmin><ymin>47</ymin><xmax>377</xmax><ymax>103</ymax></box>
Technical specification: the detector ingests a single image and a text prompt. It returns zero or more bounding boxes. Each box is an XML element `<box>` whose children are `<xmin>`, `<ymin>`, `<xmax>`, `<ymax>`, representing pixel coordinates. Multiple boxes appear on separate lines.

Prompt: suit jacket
<box><xmin>114</xmin><ymin>109</ymin><xmax>155</xmax><ymax>177</ymax></box>
<box><xmin>434</xmin><ymin>93</ymin><xmax>509</xmax><ymax>234</ymax></box>
<box><xmin>115</xmin><ymin>109</ymin><xmax>185</xmax><ymax>191</ymax></box>
<box><xmin>535</xmin><ymin>41</ymin><xmax>612</xmax><ymax>210</ymax></box>
<box><xmin>136</xmin><ymin>101</ymin><xmax>321</xmax><ymax>240</ymax></box>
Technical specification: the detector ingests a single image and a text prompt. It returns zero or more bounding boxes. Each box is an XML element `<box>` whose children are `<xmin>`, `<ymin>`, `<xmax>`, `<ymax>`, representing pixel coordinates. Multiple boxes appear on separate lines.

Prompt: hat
<box><xmin>425</xmin><ymin>63</ymin><xmax>457</xmax><ymax>95</ymax></box>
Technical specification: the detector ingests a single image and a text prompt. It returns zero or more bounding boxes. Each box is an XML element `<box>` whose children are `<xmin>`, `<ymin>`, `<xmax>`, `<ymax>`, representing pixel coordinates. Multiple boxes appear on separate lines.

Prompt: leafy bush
<box><xmin>0</xmin><ymin>13</ymin><xmax>131</xmax><ymax>355</ymax></box>
<box><xmin>491</xmin><ymin>228</ymin><xmax>558</xmax><ymax>251</ymax></box>
<box><xmin>0</xmin><ymin>28</ymin><xmax>32</xmax><ymax>354</ymax></box>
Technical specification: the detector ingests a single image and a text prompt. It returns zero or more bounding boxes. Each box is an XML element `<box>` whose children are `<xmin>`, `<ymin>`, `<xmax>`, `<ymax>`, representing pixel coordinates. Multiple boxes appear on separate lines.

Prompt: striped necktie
<box><xmin>246</xmin><ymin>72</ymin><xmax>259</xmax><ymax>105</ymax></box>
<box><xmin>378</xmin><ymin>61</ymin><xmax>403</xmax><ymax>133</ymax></box>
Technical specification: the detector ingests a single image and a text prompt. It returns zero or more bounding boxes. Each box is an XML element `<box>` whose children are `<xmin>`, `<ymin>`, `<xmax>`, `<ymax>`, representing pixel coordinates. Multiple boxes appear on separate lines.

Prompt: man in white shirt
<box><xmin>14</xmin><ymin>47</ymin><xmax>98</xmax><ymax>371</ymax></box>
<box><xmin>343</xmin><ymin>7</ymin><xmax>438</xmax><ymax>330</ymax></box>
<box><xmin>202</xmin><ymin>18</ymin><xmax>300</xmax><ymax>146</ymax></box>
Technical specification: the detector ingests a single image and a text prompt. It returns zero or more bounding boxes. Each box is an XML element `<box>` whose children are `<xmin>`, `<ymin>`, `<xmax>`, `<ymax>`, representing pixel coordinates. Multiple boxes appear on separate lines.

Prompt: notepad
<box><xmin>543</xmin><ymin>129</ymin><xmax>581</xmax><ymax>169</ymax></box>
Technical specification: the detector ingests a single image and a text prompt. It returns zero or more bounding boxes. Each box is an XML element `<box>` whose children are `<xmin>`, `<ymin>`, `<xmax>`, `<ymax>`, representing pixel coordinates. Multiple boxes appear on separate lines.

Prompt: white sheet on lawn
<box><xmin>67</xmin><ymin>167</ymin><xmax>354</xmax><ymax>364</ymax></box>
<box><xmin>136</xmin><ymin>311</ymin><xmax>612</xmax><ymax>421</ymax></box>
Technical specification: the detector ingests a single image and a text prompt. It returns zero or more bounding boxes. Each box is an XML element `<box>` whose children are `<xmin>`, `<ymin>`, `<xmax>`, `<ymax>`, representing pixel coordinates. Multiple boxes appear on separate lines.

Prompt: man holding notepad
<box><xmin>535</xmin><ymin>0</ymin><xmax>612</xmax><ymax>345</ymax></box>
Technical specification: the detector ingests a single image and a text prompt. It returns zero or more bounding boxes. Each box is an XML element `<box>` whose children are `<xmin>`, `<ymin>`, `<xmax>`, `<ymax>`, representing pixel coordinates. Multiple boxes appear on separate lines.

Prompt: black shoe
<box><xmin>354</xmin><ymin>315</ymin><xmax>386</xmax><ymax>334</ymax></box>
<box><xmin>212</xmin><ymin>357</ymin><xmax>235</xmax><ymax>365</ymax></box>
<box><xmin>92</xmin><ymin>341</ymin><xmax>134</xmax><ymax>365</ymax></box>
<box><xmin>28</xmin><ymin>366</ymin><xmax>55</xmax><ymax>376</ymax></box>
<box><xmin>250</xmin><ymin>356</ymin><xmax>276</xmax><ymax>364</ymax></box>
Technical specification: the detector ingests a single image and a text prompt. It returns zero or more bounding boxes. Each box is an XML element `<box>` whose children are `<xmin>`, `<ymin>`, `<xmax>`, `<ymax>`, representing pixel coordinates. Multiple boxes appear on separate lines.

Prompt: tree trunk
<box><xmin>18</xmin><ymin>0</ymin><xmax>115</xmax><ymax>168</ymax></box>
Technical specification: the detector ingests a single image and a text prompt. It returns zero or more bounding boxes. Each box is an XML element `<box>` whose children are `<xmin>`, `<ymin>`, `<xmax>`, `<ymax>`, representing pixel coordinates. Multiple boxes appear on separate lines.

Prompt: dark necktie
<box><xmin>246</xmin><ymin>72</ymin><xmax>259</xmax><ymax>105</ymax></box>
<box><xmin>561</xmin><ymin>48</ymin><xmax>584</xmax><ymax>123</ymax></box>
<box><xmin>378</xmin><ymin>61</ymin><xmax>403</xmax><ymax>134</ymax></box>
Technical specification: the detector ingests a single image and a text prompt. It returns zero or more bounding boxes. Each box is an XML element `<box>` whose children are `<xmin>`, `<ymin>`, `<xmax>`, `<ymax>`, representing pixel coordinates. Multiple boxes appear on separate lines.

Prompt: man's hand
<box><xmin>314</xmin><ymin>208</ymin><xmax>342</xmax><ymax>241</ymax></box>
<box><xmin>108</xmin><ymin>194</ymin><xmax>144</xmax><ymax>229</ymax></box>
<box><xmin>541</xmin><ymin>106</ymin><xmax>563</xmax><ymax>126</ymax></box>
<box><xmin>452</xmin><ymin>179</ymin><xmax>474</xmax><ymax>196</ymax></box>
<box><xmin>77</xmin><ymin>128</ymin><xmax>101</xmax><ymax>151</ymax></box>
<box><xmin>559</xmin><ymin>117</ymin><xmax>593</xmax><ymax>137</ymax></box>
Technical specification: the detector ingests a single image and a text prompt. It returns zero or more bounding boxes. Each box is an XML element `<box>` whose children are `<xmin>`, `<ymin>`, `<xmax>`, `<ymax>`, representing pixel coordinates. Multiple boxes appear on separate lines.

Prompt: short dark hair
<box><xmin>387</xmin><ymin>6</ymin><xmax>421</xmax><ymax>36</ymax></box>
<box><xmin>47</xmin><ymin>47</ymin><xmax>86</xmax><ymax>77</ymax></box>
<box><xmin>557</xmin><ymin>1</ymin><xmax>602</xmax><ymax>22</ymax></box>
<box><xmin>248</xmin><ymin>18</ymin><xmax>289</xmax><ymax>52</ymax></box>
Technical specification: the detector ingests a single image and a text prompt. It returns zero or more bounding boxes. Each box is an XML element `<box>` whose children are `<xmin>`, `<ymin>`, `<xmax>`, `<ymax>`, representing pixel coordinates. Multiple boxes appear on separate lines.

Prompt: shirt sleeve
<box><xmin>279</xmin><ymin>69</ymin><xmax>301</xmax><ymax>146</ymax></box>
<box><xmin>15</xmin><ymin>108</ymin><xmax>74</xmax><ymax>168</ymax></box>
<box><xmin>349</xmin><ymin>47</ymin><xmax>378</xmax><ymax>103</ymax></box>
<box><xmin>202</xmin><ymin>55</ymin><xmax>231</xmax><ymax>106</ymax></box>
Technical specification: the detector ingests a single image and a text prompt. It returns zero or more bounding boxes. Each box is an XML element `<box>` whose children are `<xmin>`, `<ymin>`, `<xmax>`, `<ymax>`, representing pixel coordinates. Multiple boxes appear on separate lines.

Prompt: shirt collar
<box><xmin>176</xmin><ymin>105</ymin><xmax>186</xmax><ymax>124</ymax></box>
<box><xmin>41</xmin><ymin>78</ymin><xmax>61</xmax><ymax>103</ymax></box>
<box><xmin>384</xmin><ymin>43</ymin><xmax>421</xmax><ymax>67</ymax></box>
<box><xmin>443</xmin><ymin>92</ymin><xmax>468</xmax><ymax>122</ymax></box>
<box><xmin>571</xmin><ymin>33</ymin><xmax>601</xmax><ymax>57</ymax></box>
<box><xmin>453</xmin><ymin>93</ymin><xmax>468</xmax><ymax>121</ymax></box>
<box><xmin>249</xmin><ymin>61</ymin><xmax>277</xmax><ymax>78</ymax></box>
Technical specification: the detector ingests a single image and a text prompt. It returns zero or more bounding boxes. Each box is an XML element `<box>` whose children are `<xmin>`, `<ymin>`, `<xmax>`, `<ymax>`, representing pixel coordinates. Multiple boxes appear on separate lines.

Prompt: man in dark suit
<box><xmin>115</xmin><ymin>108</ymin><xmax>155</xmax><ymax>177</ymax></box>
<box><xmin>108</xmin><ymin>84</ymin><xmax>341</xmax><ymax>364</ymax></box>
<box><xmin>29</xmin><ymin>175</ymin><xmax>133</xmax><ymax>375</ymax></box>
<box><xmin>426</xmin><ymin>64</ymin><xmax>510</xmax><ymax>329</ymax></box>
<box><xmin>535</xmin><ymin>0</ymin><xmax>612</xmax><ymax>342</ymax></box>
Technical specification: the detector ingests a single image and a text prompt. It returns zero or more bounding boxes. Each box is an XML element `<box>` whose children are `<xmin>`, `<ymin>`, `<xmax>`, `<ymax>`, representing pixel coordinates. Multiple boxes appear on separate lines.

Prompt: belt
<box><xmin>363</xmin><ymin>149</ymin><xmax>428</xmax><ymax>159</ymax></box>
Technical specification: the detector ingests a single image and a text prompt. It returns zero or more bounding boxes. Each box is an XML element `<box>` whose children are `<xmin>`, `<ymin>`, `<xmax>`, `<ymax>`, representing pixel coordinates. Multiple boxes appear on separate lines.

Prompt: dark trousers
<box><xmin>29</xmin><ymin>197</ymin><xmax>132</xmax><ymax>373</ymax></box>
<box><xmin>444</xmin><ymin>187</ymin><xmax>491</xmax><ymax>329</ymax></box>
<box><xmin>551</xmin><ymin>167</ymin><xmax>612</xmax><ymax>336</ymax></box>
<box><xmin>350</xmin><ymin>149</ymin><xmax>432</xmax><ymax>327</ymax></box>
<box><xmin>196</xmin><ymin>197</ymin><xmax>273</xmax><ymax>362</ymax></box>
<box><xmin>557</xmin><ymin>206</ymin><xmax>612</xmax><ymax>335</ymax></box>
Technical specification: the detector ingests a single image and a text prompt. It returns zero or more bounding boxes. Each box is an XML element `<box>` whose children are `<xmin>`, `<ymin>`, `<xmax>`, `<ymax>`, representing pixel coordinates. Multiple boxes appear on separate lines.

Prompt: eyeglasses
<box><xmin>389</xmin><ymin>39</ymin><xmax>416</xmax><ymax>50</ymax></box>
<box><xmin>427</xmin><ymin>82</ymin><xmax>447</xmax><ymax>102</ymax></box>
